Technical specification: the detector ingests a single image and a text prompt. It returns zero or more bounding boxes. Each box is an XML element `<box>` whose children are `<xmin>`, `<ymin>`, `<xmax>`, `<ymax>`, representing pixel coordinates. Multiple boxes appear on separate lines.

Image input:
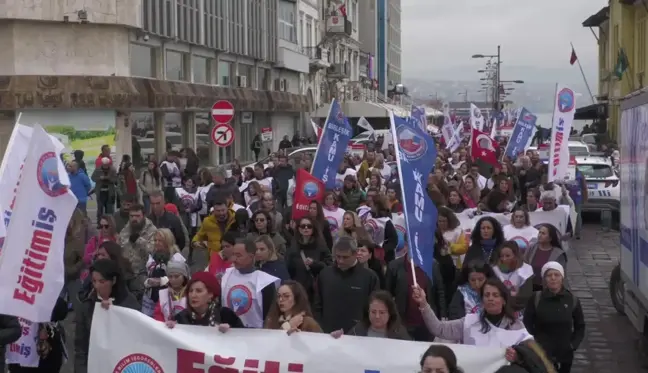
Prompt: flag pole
<box><xmin>571</xmin><ymin>42</ymin><xmax>596</xmax><ymax>105</ymax></box>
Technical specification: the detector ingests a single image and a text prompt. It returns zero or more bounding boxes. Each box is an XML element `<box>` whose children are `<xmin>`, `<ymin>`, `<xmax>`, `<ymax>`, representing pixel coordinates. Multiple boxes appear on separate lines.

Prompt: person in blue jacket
<box><xmin>67</xmin><ymin>160</ymin><xmax>92</xmax><ymax>214</ymax></box>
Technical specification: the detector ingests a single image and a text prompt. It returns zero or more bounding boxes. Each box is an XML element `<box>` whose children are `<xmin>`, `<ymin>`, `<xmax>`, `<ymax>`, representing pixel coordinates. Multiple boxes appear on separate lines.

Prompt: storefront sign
<box><xmin>241</xmin><ymin>112</ymin><xmax>254</xmax><ymax>124</ymax></box>
<box><xmin>261</xmin><ymin>128</ymin><xmax>272</xmax><ymax>142</ymax></box>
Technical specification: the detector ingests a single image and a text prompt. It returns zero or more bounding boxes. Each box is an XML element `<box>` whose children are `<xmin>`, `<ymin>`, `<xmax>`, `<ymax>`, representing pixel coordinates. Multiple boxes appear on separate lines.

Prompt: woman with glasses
<box><xmin>82</xmin><ymin>215</ymin><xmax>118</xmax><ymax>283</ymax></box>
<box><xmin>264</xmin><ymin>280</ymin><xmax>322</xmax><ymax>333</ymax></box>
<box><xmin>285</xmin><ymin>217</ymin><xmax>332</xmax><ymax>304</ymax></box>
<box><xmin>247</xmin><ymin>210</ymin><xmax>287</xmax><ymax>257</ymax></box>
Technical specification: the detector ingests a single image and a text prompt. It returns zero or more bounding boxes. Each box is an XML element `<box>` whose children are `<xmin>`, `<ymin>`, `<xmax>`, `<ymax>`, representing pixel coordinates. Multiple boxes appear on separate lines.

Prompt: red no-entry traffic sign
<box><xmin>211</xmin><ymin>100</ymin><xmax>235</xmax><ymax>124</ymax></box>
<box><xmin>211</xmin><ymin>123</ymin><xmax>234</xmax><ymax>147</ymax></box>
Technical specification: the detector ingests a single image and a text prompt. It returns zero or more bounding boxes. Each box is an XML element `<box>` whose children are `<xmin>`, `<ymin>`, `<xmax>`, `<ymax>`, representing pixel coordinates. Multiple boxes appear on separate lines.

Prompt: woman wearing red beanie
<box><xmin>165</xmin><ymin>271</ymin><xmax>244</xmax><ymax>330</ymax></box>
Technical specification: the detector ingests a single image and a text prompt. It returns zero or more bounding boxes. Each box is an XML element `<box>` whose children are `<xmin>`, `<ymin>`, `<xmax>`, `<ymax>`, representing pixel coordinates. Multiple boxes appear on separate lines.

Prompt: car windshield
<box><xmin>569</xmin><ymin>146</ymin><xmax>589</xmax><ymax>156</ymax></box>
<box><xmin>577</xmin><ymin>164</ymin><xmax>614</xmax><ymax>178</ymax></box>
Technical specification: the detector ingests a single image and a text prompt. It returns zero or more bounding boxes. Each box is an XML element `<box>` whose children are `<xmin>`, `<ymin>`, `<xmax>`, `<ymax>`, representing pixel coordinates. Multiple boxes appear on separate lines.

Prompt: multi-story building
<box><xmin>0</xmin><ymin>0</ymin><xmax>313</xmax><ymax>166</ymax></box>
<box><xmin>580</xmin><ymin>0</ymin><xmax>648</xmax><ymax>141</ymax></box>
<box><xmin>357</xmin><ymin>0</ymin><xmax>401</xmax><ymax>97</ymax></box>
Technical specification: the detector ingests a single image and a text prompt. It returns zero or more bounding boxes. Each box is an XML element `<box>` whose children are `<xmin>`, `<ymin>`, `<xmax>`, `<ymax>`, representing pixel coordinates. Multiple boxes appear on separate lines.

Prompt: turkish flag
<box><xmin>470</xmin><ymin>128</ymin><xmax>499</xmax><ymax>167</ymax></box>
<box><xmin>292</xmin><ymin>169</ymin><xmax>325</xmax><ymax>220</ymax></box>
<box><xmin>339</xmin><ymin>2</ymin><xmax>347</xmax><ymax>17</ymax></box>
<box><xmin>570</xmin><ymin>47</ymin><xmax>578</xmax><ymax>65</ymax></box>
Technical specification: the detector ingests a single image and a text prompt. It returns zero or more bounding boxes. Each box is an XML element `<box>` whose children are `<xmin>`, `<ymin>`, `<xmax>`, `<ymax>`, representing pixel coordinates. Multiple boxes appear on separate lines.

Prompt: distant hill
<box><xmin>404</xmin><ymin>64</ymin><xmax>595</xmax><ymax>113</ymax></box>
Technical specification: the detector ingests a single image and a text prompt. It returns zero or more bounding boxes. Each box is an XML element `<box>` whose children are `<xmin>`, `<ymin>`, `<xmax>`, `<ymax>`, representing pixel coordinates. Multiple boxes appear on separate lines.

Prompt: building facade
<box><xmin>0</xmin><ymin>0</ymin><xmax>313</xmax><ymax>167</ymax></box>
<box><xmin>582</xmin><ymin>0</ymin><xmax>648</xmax><ymax>141</ymax></box>
<box><xmin>387</xmin><ymin>0</ymin><xmax>402</xmax><ymax>89</ymax></box>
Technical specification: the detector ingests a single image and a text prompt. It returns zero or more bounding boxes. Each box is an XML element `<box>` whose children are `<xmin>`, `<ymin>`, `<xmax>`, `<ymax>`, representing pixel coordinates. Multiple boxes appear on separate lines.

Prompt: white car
<box><xmin>528</xmin><ymin>140</ymin><xmax>590</xmax><ymax>161</ymax></box>
<box><xmin>575</xmin><ymin>155</ymin><xmax>620</xmax><ymax>212</ymax></box>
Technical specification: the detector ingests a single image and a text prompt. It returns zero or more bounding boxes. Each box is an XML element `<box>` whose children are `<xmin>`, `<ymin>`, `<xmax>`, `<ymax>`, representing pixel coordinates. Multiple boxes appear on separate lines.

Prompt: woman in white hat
<box><xmin>152</xmin><ymin>261</ymin><xmax>189</xmax><ymax>322</ymax></box>
<box><xmin>522</xmin><ymin>261</ymin><xmax>585</xmax><ymax>373</ymax></box>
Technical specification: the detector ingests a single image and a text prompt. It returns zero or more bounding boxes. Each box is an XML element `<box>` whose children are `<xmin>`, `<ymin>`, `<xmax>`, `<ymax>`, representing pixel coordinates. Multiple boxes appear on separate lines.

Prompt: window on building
<box><xmin>130</xmin><ymin>112</ymin><xmax>154</xmax><ymax>169</ymax></box>
<box><xmin>195</xmin><ymin>112</ymin><xmax>211</xmax><ymax>166</ymax></box>
<box><xmin>130</xmin><ymin>44</ymin><xmax>157</xmax><ymax>78</ymax></box>
<box><xmin>219</xmin><ymin>60</ymin><xmax>232</xmax><ymax>86</ymax></box>
<box><xmin>166</xmin><ymin>50</ymin><xmax>186</xmax><ymax>81</ymax></box>
<box><xmin>352</xmin><ymin>0</ymin><xmax>357</xmax><ymax>30</ymax></box>
<box><xmin>306</xmin><ymin>19</ymin><xmax>313</xmax><ymax>48</ymax></box>
<box><xmin>258</xmin><ymin>67</ymin><xmax>268</xmax><ymax>90</ymax></box>
<box><xmin>279</xmin><ymin>1</ymin><xmax>296</xmax><ymax>43</ymax></box>
<box><xmin>164</xmin><ymin>113</ymin><xmax>184</xmax><ymax>153</ymax></box>
<box><xmin>193</xmin><ymin>56</ymin><xmax>209</xmax><ymax>84</ymax></box>
<box><xmin>299</xmin><ymin>16</ymin><xmax>304</xmax><ymax>46</ymax></box>
<box><xmin>238</xmin><ymin>64</ymin><xmax>254</xmax><ymax>88</ymax></box>
<box><xmin>177</xmin><ymin>0</ymin><xmax>199</xmax><ymax>44</ymax></box>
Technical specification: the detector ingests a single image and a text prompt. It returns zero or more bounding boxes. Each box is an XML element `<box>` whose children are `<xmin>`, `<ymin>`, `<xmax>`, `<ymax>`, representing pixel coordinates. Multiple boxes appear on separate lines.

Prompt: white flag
<box><xmin>548</xmin><ymin>84</ymin><xmax>576</xmax><ymax>182</ymax></box>
<box><xmin>357</xmin><ymin>116</ymin><xmax>375</xmax><ymax>133</ymax></box>
<box><xmin>490</xmin><ymin>118</ymin><xmax>498</xmax><ymax>139</ymax></box>
<box><xmin>470</xmin><ymin>103</ymin><xmax>485</xmax><ymax>131</ymax></box>
<box><xmin>0</xmin><ymin>123</ymin><xmax>66</xmax><ymax>253</ymax></box>
<box><xmin>0</xmin><ymin>124</ymin><xmax>77</xmax><ymax>321</ymax></box>
<box><xmin>446</xmin><ymin>123</ymin><xmax>463</xmax><ymax>153</ymax></box>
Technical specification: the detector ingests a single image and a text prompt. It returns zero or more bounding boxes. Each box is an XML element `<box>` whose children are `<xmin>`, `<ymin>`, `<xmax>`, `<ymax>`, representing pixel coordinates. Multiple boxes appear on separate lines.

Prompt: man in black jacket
<box><xmin>206</xmin><ymin>167</ymin><xmax>242</xmax><ymax>209</ymax></box>
<box><xmin>272</xmin><ymin>154</ymin><xmax>295</xmax><ymax>211</ymax></box>
<box><xmin>385</xmin><ymin>239</ymin><xmax>446</xmax><ymax>342</ymax></box>
<box><xmin>314</xmin><ymin>237</ymin><xmax>379</xmax><ymax>333</ymax></box>
<box><xmin>148</xmin><ymin>191</ymin><xmax>186</xmax><ymax>249</ymax></box>
<box><xmin>0</xmin><ymin>315</ymin><xmax>22</xmax><ymax>372</ymax></box>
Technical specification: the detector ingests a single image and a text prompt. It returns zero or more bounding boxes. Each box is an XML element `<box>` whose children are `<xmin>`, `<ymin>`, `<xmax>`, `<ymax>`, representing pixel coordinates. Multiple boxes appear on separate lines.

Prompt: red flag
<box><xmin>292</xmin><ymin>169</ymin><xmax>325</xmax><ymax>220</ymax></box>
<box><xmin>570</xmin><ymin>47</ymin><xmax>578</xmax><ymax>65</ymax></box>
<box><xmin>339</xmin><ymin>2</ymin><xmax>347</xmax><ymax>17</ymax></box>
<box><xmin>470</xmin><ymin>128</ymin><xmax>499</xmax><ymax>167</ymax></box>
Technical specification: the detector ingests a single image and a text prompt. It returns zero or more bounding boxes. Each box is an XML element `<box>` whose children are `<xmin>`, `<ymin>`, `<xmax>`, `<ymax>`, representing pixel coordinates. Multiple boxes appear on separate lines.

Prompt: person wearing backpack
<box><xmin>523</xmin><ymin>261</ymin><xmax>585</xmax><ymax>373</ymax></box>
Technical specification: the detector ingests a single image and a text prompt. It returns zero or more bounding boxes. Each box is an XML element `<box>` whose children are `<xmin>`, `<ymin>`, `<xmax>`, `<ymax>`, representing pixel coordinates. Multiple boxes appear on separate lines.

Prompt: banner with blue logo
<box><xmin>503</xmin><ymin>107</ymin><xmax>537</xmax><ymax>159</ymax></box>
<box><xmin>410</xmin><ymin>105</ymin><xmax>427</xmax><ymax>131</ymax></box>
<box><xmin>389</xmin><ymin>114</ymin><xmax>438</xmax><ymax>281</ymax></box>
<box><xmin>311</xmin><ymin>99</ymin><xmax>353</xmax><ymax>190</ymax></box>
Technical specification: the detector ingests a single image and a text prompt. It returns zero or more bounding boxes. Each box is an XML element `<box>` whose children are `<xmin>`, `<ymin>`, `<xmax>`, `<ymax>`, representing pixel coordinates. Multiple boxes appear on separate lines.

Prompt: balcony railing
<box><xmin>304</xmin><ymin>46</ymin><xmax>330</xmax><ymax>62</ymax></box>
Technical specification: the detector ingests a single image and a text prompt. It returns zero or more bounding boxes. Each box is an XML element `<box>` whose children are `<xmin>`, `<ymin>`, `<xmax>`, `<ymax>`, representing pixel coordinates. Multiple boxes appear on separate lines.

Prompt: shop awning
<box><xmin>574</xmin><ymin>102</ymin><xmax>607</xmax><ymax>120</ymax></box>
<box><xmin>267</xmin><ymin>91</ymin><xmax>310</xmax><ymax>112</ymax></box>
<box><xmin>0</xmin><ymin>75</ymin><xmax>311</xmax><ymax>112</ymax></box>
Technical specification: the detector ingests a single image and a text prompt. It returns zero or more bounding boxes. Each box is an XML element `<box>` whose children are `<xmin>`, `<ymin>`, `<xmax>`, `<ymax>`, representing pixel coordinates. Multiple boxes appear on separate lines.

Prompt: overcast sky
<box><xmin>401</xmin><ymin>0</ymin><xmax>607</xmax><ymax>82</ymax></box>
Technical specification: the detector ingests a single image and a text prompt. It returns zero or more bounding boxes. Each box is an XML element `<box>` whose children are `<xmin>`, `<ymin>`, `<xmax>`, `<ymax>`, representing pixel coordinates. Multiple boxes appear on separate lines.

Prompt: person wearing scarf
<box><xmin>463</xmin><ymin>217</ymin><xmax>505</xmax><ymax>267</ymax></box>
<box><xmin>414</xmin><ymin>278</ymin><xmax>532</xmax><ymax>362</ymax></box>
<box><xmin>152</xmin><ymin>261</ymin><xmax>190</xmax><ymax>322</ymax></box>
<box><xmin>166</xmin><ymin>272</ymin><xmax>244</xmax><ymax>329</ymax></box>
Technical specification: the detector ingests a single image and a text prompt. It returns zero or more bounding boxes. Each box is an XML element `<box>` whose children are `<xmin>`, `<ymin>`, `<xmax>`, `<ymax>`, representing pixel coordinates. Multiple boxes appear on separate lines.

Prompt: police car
<box><xmin>575</xmin><ymin>155</ymin><xmax>620</xmax><ymax>212</ymax></box>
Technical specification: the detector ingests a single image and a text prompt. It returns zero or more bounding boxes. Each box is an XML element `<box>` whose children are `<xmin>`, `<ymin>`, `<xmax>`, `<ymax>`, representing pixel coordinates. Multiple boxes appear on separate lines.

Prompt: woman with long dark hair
<box><xmin>285</xmin><ymin>217</ymin><xmax>331</xmax><ymax>302</ymax></box>
<box><xmin>308</xmin><ymin>200</ymin><xmax>333</xmax><ymax>249</ymax></box>
<box><xmin>463</xmin><ymin>216</ymin><xmax>505</xmax><ymax>266</ymax></box>
<box><xmin>75</xmin><ymin>259</ymin><xmax>140</xmax><ymax>373</ymax></box>
<box><xmin>434</xmin><ymin>229</ymin><xmax>457</xmax><ymax>308</ymax></box>
<box><xmin>448</xmin><ymin>259</ymin><xmax>495</xmax><ymax>320</ymax></box>
<box><xmin>524</xmin><ymin>224</ymin><xmax>567</xmax><ymax>292</ymax></box>
<box><xmin>264</xmin><ymin>281</ymin><xmax>322</xmax><ymax>333</ymax></box>
<box><xmin>139</xmin><ymin>160</ymin><xmax>161</xmax><ymax>213</ymax></box>
<box><xmin>413</xmin><ymin>278</ymin><xmax>531</xmax><ymax>359</ymax></box>
<box><xmin>333</xmin><ymin>290</ymin><xmax>410</xmax><ymax>339</ymax></box>
<box><xmin>247</xmin><ymin>210</ymin><xmax>287</xmax><ymax>257</ymax></box>
<box><xmin>180</xmin><ymin>147</ymin><xmax>200</xmax><ymax>178</ymax></box>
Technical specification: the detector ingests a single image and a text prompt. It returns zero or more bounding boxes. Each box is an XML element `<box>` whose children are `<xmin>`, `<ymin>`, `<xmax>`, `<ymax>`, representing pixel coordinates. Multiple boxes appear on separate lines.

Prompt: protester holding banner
<box><xmin>503</xmin><ymin>209</ymin><xmax>539</xmax><ymax>253</ymax></box>
<box><xmin>463</xmin><ymin>216</ymin><xmax>506</xmax><ymax>266</ymax></box>
<box><xmin>264</xmin><ymin>280</ymin><xmax>322</xmax><ymax>333</ymax></box>
<box><xmin>524</xmin><ymin>225</ymin><xmax>567</xmax><ymax>292</ymax></box>
<box><xmin>413</xmin><ymin>278</ymin><xmax>532</xmax><ymax>353</ymax></box>
<box><xmin>168</xmin><ymin>271</ymin><xmax>243</xmax><ymax>329</ymax></box>
<box><xmin>75</xmin><ymin>259</ymin><xmax>141</xmax><ymax>373</ymax></box>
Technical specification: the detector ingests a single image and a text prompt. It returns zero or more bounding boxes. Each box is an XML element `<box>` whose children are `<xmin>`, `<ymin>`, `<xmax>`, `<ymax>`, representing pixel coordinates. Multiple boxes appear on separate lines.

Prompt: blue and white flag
<box><xmin>311</xmin><ymin>99</ymin><xmax>353</xmax><ymax>189</ymax></box>
<box><xmin>503</xmin><ymin>107</ymin><xmax>537</xmax><ymax>159</ymax></box>
<box><xmin>410</xmin><ymin>105</ymin><xmax>428</xmax><ymax>131</ymax></box>
<box><xmin>389</xmin><ymin>113</ymin><xmax>438</xmax><ymax>281</ymax></box>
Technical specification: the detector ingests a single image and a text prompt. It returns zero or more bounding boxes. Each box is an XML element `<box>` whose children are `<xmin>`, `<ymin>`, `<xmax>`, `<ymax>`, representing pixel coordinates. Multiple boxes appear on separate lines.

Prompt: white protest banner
<box><xmin>457</xmin><ymin>206</ymin><xmax>570</xmax><ymax>236</ymax></box>
<box><xmin>0</xmin><ymin>123</ymin><xmax>66</xmax><ymax>253</ymax></box>
<box><xmin>5</xmin><ymin>317</ymin><xmax>40</xmax><ymax>367</ymax></box>
<box><xmin>0</xmin><ymin>125</ymin><xmax>77</xmax><ymax>322</ymax></box>
<box><xmin>548</xmin><ymin>84</ymin><xmax>576</xmax><ymax>182</ymax></box>
<box><xmin>90</xmin><ymin>306</ymin><xmax>508</xmax><ymax>373</ymax></box>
